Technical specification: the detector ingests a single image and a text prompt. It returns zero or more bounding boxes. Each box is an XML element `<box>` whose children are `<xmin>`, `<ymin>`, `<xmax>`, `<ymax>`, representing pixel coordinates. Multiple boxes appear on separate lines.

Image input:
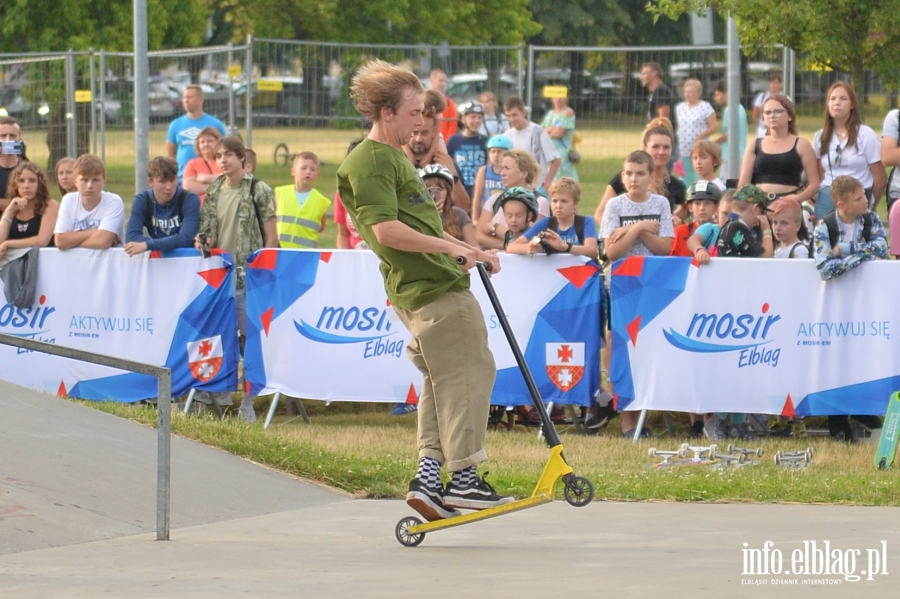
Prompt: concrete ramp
<box><xmin>0</xmin><ymin>380</ymin><xmax>346</xmax><ymax>555</ymax></box>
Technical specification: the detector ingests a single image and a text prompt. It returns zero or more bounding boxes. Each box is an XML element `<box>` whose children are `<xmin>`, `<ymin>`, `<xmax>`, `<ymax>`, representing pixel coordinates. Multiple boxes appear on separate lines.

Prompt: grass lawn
<box><xmin>87</xmin><ymin>400</ymin><xmax>900</xmax><ymax>506</ymax></box>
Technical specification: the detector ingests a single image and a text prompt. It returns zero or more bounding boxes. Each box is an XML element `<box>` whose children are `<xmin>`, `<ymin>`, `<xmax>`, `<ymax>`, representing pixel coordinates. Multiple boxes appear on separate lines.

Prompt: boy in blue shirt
<box><xmin>124</xmin><ymin>157</ymin><xmax>201</xmax><ymax>255</ymax></box>
<box><xmin>446</xmin><ymin>102</ymin><xmax>488</xmax><ymax>203</ymax></box>
<box><xmin>506</xmin><ymin>177</ymin><xmax>598</xmax><ymax>258</ymax></box>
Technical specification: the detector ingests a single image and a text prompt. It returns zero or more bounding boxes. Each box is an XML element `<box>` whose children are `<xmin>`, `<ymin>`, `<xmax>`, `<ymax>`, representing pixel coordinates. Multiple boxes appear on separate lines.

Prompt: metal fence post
<box><xmin>134</xmin><ymin>0</ymin><xmax>150</xmax><ymax>196</ymax></box>
<box><xmin>156</xmin><ymin>368</ymin><xmax>172</xmax><ymax>541</ymax></box>
<box><xmin>526</xmin><ymin>45</ymin><xmax>534</xmax><ymax>113</ymax></box>
<box><xmin>99</xmin><ymin>49</ymin><xmax>107</xmax><ymax>162</ymax></box>
<box><xmin>89</xmin><ymin>48</ymin><xmax>97</xmax><ymax>155</ymax></box>
<box><xmin>517</xmin><ymin>43</ymin><xmax>524</xmax><ymax>98</ymax></box>
<box><xmin>65</xmin><ymin>50</ymin><xmax>77</xmax><ymax>158</ymax></box>
<box><xmin>244</xmin><ymin>35</ymin><xmax>253</xmax><ymax>147</ymax></box>
<box><xmin>227</xmin><ymin>42</ymin><xmax>236</xmax><ymax>134</ymax></box>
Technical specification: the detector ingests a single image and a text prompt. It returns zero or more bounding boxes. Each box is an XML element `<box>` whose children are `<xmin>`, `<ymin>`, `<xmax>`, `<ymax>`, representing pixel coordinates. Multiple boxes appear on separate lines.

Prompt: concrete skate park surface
<box><xmin>1</xmin><ymin>381</ymin><xmax>897</xmax><ymax>598</ymax></box>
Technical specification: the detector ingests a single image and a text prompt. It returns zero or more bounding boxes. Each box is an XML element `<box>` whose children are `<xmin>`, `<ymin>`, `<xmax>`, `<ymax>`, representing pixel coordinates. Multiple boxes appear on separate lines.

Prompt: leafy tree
<box><xmin>651</xmin><ymin>0</ymin><xmax>900</xmax><ymax>90</ymax></box>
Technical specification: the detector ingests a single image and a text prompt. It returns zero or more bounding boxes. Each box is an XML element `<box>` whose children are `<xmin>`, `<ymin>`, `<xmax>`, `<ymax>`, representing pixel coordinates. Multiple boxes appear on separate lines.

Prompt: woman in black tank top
<box><xmin>738</xmin><ymin>94</ymin><xmax>820</xmax><ymax>206</ymax></box>
<box><xmin>0</xmin><ymin>162</ymin><xmax>60</xmax><ymax>259</ymax></box>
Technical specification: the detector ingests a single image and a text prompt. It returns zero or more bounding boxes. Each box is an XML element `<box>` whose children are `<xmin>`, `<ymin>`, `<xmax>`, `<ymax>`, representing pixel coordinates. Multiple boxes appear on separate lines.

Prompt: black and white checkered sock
<box><xmin>451</xmin><ymin>465</ymin><xmax>477</xmax><ymax>488</ymax></box>
<box><xmin>415</xmin><ymin>457</ymin><xmax>442</xmax><ymax>490</ymax></box>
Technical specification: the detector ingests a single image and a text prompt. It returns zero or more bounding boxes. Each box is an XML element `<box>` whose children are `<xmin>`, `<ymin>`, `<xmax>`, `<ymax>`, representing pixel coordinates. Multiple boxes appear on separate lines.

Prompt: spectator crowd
<box><xmin>3</xmin><ymin>65</ymin><xmax>898</xmax><ymax>442</ymax></box>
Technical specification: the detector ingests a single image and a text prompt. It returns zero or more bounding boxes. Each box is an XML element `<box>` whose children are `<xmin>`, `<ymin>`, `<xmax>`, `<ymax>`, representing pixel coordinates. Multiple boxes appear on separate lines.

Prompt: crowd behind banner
<box><xmin>1</xmin><ymin>67</ymin><xmax>899</xmax><ymax>441</ymax></box>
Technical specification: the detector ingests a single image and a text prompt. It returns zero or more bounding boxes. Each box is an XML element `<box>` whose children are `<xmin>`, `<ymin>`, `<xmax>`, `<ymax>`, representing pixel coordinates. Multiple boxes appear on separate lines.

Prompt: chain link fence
<box><xmin>0</xmin><ymin>40</ymin><xmax>892</xmax><ymax>196</ymax></box>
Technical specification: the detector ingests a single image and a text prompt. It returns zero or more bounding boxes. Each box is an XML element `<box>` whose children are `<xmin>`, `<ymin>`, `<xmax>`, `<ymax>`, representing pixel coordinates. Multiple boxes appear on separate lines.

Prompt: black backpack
<box><xmin>144</xmin><ymin>187</ymin><xmax>187</xmax><ymax>233</ymax></box>
<box><xmin>541</xmin><ymin>215</ymin><xmax>585</xmax><ymax>255</ymax></box>
<box><xmin>821</xmin><ymin>210</ymin><xmax>871</xmax><ymax>248</ymax></box>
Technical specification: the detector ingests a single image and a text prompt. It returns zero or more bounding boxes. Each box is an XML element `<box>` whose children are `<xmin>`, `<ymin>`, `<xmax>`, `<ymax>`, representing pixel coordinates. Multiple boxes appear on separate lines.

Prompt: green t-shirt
<box><xmin>336</xmin><ymin>138</ymin><xmax>468</xmax><ymax>310</ymax></box>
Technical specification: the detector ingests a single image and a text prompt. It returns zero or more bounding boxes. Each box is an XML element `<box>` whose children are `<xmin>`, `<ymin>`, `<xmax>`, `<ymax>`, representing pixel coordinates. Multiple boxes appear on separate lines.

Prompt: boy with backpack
<box><xmin>125</xmin><ymin>157</ymin><xmax>200</xmax><ymax>255</ymax></box>
<box><xmin>814</xmin><ymin>174</ymin><xmax>888</xmax><ymax>281</ymax></box>
<box><xmin>506</xmin><ymin>177</ymin><xmax>598</xmax><ymax>258</ymax></box>
<box><xmin>770</xmin><ymin>198</ymin><xmax>810</xmax><ymax>259</ymax></box>
<box><xmin>813</xmin><ymin>175</ymin><xmax>888</xmax><ymax>441</ymax></box>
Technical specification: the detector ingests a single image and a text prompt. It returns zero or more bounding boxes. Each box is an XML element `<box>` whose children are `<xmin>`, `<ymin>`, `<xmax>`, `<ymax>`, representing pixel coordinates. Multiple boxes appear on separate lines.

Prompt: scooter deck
<box><xmin>875</xmin><ymin>392</ymin><xmax>900</xmax><ymax>469</ymax></box>
<box><xmin>409</xmin><ymin>444</ymin><xmax>573</xmax><ymax>535</ymax></box>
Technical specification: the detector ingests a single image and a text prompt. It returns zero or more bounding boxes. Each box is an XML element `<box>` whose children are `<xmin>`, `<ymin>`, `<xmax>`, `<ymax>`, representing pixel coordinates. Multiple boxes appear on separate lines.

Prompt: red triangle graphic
<box><xmin>198</xmin><ymin>267</ymin><xmax>228</xmax><ymax>290</ymax></box>
<box><xmin>320</xmin><ymin>252</ymin><xmax>333</xmax><ymax>263</ymax></box>
<box><xmin>250</xmin><ymin>249</ymin><xmax>278</xmax><ymax>271</ymax></box>
<box><xmin>260</xmin><ymin>307</ymin><xmax>274</xmax><ymax>335</ymax></box>
<box><xmin>149</xmin><ymin>250</ymin><xmax>162</xmax><ymax>259</ymax></box>
<box><xmin>612</xmin><ymin>256</ymin><xmax>644</xmax><ymax>277</ymax></box>
<box><xmin>57</xmin><ymin>380</ymin><xmax>68</xmax><ymax>398</ymax></box>
<box><xmin>557</xmin><ymin>264</ymin><xmax>598</xmax><ymax>289</ymax></box>
<box><xmin>405</xmin><ymin>383</ymin><xmax>419</xmax><ymax>405</ymax></box>
<box><xmin>781</xmin><ymin>394</ymin><xmax>796</xmax><ymax>418</ymax></box>
<box><xmin>626</xmin><ymin>316</ymin><xmax>642</xmax><ymax>346</ymax></box>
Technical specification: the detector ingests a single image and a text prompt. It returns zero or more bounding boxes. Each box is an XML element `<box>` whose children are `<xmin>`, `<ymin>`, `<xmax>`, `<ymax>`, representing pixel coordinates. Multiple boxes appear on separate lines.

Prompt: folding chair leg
<box><xmin>634</xmin><ymin>409</ymin><xmax>649</xmax><ymax>443</ymax></box>
<box><xmin>294</xmin><ymin>397</ymin><xmax>310</xmax><ymax>425</ymax></box>
<box><xmin>184</xmin><ymin>389</ymin><xmax>195</xmax><ymax>415</ymax></box>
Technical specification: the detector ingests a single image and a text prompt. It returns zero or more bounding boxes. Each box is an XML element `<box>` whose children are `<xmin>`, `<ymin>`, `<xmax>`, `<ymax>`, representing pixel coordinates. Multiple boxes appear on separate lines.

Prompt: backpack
<box><xmin>144</xmin><ymin>188</ymin><xmax>187</xmax><ymax>234</ymax></box>
<box><xmin>787</xmin><ymin>242</ymin><xmax>812</xmax><ymax>259</ymax></box>
<box><xmin>821</xmin><ymin>210</ymin><xmax>871</xmax><ymax>249</ymax></box>
<box><xmin>541</xmin><ymin>215</ymin><xmax>585</xmax><ymax>255</ymax></box>
<box><xmin>248</xmin><ymin>176</ymin><xmax>268</xmax><ymax>244</ymax></box>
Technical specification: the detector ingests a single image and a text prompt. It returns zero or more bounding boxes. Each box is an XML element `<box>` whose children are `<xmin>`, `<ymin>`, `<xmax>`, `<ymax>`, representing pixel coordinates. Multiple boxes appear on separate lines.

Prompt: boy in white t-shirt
<box><xmin>599</xmin><ymin>150</ymin><xmax>674</xmax><ymax>438</ymax></box>
<box><xmin>54</xmin><ymin>154</ymin><xmax>125</xmax><ymax>250</ymax></box>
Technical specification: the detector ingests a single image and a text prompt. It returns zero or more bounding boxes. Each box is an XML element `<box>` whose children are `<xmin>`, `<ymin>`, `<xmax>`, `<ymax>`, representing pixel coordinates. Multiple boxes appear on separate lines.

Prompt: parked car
<box><xmin>233</xmin><ymin>75</ymin><xmax>342</xmax><ymax>125</ymax></box>
<box><xmin>444</xmin><ymin>72</ymin><xmax>521</xmax><ymax>105</ymax></box>
<box><xmin>530</xmin><ymin>68</ymin><xmax>623</xmax><ymax>119</ymax></box>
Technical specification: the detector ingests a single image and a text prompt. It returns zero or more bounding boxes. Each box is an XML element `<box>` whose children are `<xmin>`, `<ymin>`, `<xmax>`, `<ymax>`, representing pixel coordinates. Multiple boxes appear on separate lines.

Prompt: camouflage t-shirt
<box><xmin>198</xmin><ymin>173</ymin><xmax>276</xmax><ymax>289</ymax></box>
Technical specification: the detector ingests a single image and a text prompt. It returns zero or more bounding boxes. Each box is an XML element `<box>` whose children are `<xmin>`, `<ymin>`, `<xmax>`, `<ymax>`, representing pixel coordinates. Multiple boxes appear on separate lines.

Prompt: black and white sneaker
<box><xmin>406</xmin><ymin>479</ymin><xmax>460</xmax><ymax>521</ymax></box>
<box><xmin>443</xmin><ymin>473</ymin><xmax>515</xmax><ymax>510</ymax></box>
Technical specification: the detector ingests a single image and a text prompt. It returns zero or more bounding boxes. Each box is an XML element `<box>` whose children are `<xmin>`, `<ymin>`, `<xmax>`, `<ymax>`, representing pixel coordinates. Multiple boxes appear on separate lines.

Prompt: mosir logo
<box><xmin>663</xmin><ymin>303</ymin><xmax>781</xmax><ymax>368</ymax></box>
<box><xmin>294</xmin><ymin>305</ymin><xmax>403</xmax><ymax>358</ymax></box>
<box><xmin>0</xmin><ymin>295</ymin><xmax>57</xmax><ymax>351</ymax></box>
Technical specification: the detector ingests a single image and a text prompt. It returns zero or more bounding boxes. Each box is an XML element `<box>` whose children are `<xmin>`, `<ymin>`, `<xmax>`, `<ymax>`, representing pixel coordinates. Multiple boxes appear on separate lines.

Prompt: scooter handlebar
<box><xmin>456</xmin><ymin>256</ymin><xmax>492</xmax><ymax>272</ymax></box>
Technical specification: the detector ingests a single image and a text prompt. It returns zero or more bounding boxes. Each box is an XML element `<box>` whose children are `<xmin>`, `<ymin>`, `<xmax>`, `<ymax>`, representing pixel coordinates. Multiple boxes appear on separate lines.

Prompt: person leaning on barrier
<box><xmin>124</xmin><ymin>157</ymin><xmax>200</xmax><ymax>256</ymax></box>
<box><xmin>812</xmin><ymin>175</ymin><xmax>888</xmax><ymax>442</ymax></box>
<box><xmin>0</xmin><ymin>161</ymin><xmax>59</xmax><ymax>259</ymax></box>
<box><xmin>53</xmin><ymin>155</ymin><xmax>125</xmax><ymax>250</ymax></box>
<box><xmin>194</xmin><ymin>136</ymin><xmax>277</xmax><ymax>422</ymax></box>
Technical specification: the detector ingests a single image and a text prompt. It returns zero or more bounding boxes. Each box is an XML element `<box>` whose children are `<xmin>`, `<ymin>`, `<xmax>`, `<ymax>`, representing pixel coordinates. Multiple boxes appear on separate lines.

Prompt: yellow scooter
<box><xmin>395</xmin><ymin>262</ymin><xmax>594</xmax><ymax>547</ymax></box>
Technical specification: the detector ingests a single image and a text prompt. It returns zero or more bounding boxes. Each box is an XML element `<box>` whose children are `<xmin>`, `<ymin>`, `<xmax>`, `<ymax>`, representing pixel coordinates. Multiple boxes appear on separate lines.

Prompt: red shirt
<box><xmin>671</xmin><ymin>221</ymin><xmax>701</xmax><ymax>257</ymax></box>
<box><xmin>440</xmin><ymin>96</ymin><xmax>458</xmax><ymax>140</ymax></box>
<box><xmin>333</xmin><ymin>191</ymin><xmax>362</xmax><ymax>249</ymax></box>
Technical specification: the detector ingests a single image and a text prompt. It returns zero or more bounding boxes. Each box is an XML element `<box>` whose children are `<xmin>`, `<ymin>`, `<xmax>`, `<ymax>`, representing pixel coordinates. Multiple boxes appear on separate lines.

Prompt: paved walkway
<box><xmin>1</xmin><ymin>382</ymin><xmax>897</xmax><ymax>598</ymax></box>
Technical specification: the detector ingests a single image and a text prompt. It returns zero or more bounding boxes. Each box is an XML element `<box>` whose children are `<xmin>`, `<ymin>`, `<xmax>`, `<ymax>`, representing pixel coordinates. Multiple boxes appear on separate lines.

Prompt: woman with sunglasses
<box><xmin>738</xmin><ymin>94</ymin><xmax>820</xmax><ymax>211</ymax></box>
<box><xmin>812</xmin><ymin>82</ymin><xmax>885</xmax><ymax>219</ymax></box>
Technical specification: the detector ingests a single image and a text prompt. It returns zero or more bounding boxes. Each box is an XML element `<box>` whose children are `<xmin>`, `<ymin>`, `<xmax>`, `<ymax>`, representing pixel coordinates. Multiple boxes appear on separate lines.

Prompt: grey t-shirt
<box><xmin>599</xmin><ymin>193</ymin><xmax>674</xmax><ymax>258</ymax></box>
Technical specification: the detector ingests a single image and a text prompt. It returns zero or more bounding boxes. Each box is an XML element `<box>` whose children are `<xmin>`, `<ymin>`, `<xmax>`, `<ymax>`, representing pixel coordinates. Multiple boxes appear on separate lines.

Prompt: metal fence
<box><xmin>0</xmin><ymin>39</ymin><xmax>891</xmax><ymax>196</ymax></box>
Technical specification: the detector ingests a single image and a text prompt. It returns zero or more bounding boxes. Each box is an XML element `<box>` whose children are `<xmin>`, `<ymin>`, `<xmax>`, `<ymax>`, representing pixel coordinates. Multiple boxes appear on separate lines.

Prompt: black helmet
<box><xmin>686</xmin><ymin>180</ymin><xmax>723</xmax><ymax>203</ymax></box>
<box><xmin>460</xmin><ymin>101</ymin><xmax>485</xmax><ymax>116</ymax></box>
<box><xmin>496</xmin><ymin>186</ymin><xmax>539</xmax><ymax>221</ymax></box>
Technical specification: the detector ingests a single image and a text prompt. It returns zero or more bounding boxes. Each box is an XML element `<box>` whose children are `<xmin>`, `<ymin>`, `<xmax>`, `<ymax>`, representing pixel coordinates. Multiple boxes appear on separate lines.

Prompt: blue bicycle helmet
<box><xmin>486</xmin><ymin>135</ymin><xmax>513</xmax><ymax>151</ymax></box>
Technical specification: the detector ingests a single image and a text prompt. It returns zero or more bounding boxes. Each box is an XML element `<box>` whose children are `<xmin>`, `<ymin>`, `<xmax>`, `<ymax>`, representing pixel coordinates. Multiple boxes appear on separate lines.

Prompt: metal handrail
<box><xmin>0</xmin><ymin>333</ymin><xmax>173</xmax><ymax>541</ymax></box>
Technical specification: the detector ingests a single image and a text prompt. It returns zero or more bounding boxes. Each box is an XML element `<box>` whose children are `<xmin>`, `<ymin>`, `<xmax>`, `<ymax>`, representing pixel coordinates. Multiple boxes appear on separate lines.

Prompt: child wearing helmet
<box><xmin>418</xmin><ymin>164</ymin><xmax>477</xmax><ymax>246</ymax></box>
<box><xmin>670</xmin><ymin>179</ymin><xmax>722</xmax><ymax>257</ymax></box>
<box><xmin>447</xmin><ymin>101</ymin><xmax>488</xmax><ymax>204</ymax></box>
<box><xmin>493</xmin><ymin>186</ymin><xmax>539</xmax><ymax>249</ymax></box>
<box><xmin>472</xmin><ymin>135</ymin><xmax>513</xmax><ymax>220</ymax></box>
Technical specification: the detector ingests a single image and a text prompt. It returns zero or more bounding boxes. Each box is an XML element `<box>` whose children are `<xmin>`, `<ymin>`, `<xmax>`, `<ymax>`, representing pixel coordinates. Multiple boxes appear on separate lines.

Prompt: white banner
<box><xmin>0</xmin><ymin>249</ymin><xmax>238</xmax><ymax>401</ymax></box>
<box><xmin>610</xmin><ymin>257</ymin><xmax>900</xmax><ymax>415</ymax></box>
<box><xmin>243</xmin><ymin>250</ymin><xmax>602</xmax><ymax>406</ymax></box>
